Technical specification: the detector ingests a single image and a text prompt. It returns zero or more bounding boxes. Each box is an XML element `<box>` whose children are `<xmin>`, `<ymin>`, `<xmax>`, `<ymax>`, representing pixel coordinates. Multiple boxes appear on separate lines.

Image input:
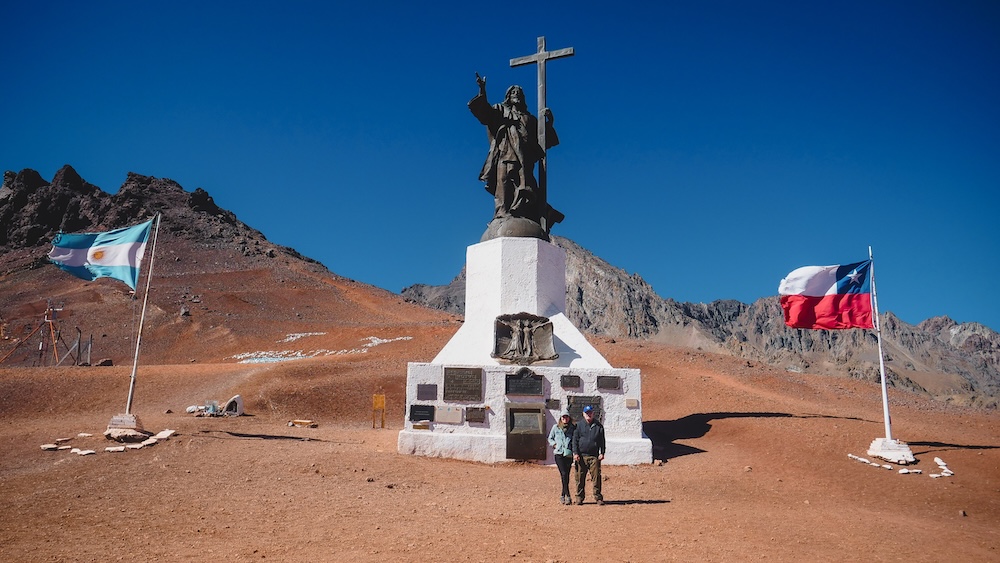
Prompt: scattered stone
<box><xmin>77</xmin><ymin>433</ymin><xmax>93</xmax><ymax>438</ymax></box>
<box><xmin>54</xmin><ymin>437</ymin><xmax>72</xmax><ymax>443</ymax></box>
<box><xmin>934</xmin><ymin>457</ymin><xmax>946</xmax><ymax>466</ymax></box>
<box><xmin>164</xmin><ymin>409</ymin><xmax>173</xmax><ymax>414</ymax></box>
<box><xmin>744</xmin><ymin>466</ymin><xmax>752</xmax><ymax>472</ymax></box>
<box><xmin>153</xmin><ymin>429</ymin><xmax>176</xmax><ymax>440</ymax></box>
<box><xmin>58</xmin><ymin>446</ymin><xmax>72</xmax><ymax>450</ymax></box>
<box><xmin>126</xmin><ymin>444</ymin><xmax>144</xmax><ymax>450</ymax></box>
<box><xmin>930</xmin><ymin>474</ymin><xmax>942</xmax><ymax>479</ymax></box>
<box><xmin>76</xmin><ymin>449</ymin><xmax>96</xmax><ymax>456</ymax></box>
<box><xmin>70</xmin><ymin>448</ymin><xmax>81</xmax><ymax>454</ymax></box>
<box><xmin>881</xmin><ymin>464</ymin><xmax>892</xmax><ymax>470</ymax></box>
<box><xmin>942</xmin><ymin>469</ymin><xmax>954</xmax><ymax>476</ymax></box>
<box><xmin>41</xmin><ymin>444</ymin><xmax>59</xmax><ymax>451</ymax></box>
<box><xmin>105</xmin><ymin>428</ymin><xmax>151</xmax><ymax>443</ymax></box>
<box><xmin>105</xmin><ymin>446</ymin><xmax>126</xmax><ymax>453</ymax></box>
<box><xmin>289</xmin><ymin>420</ymin><xmax>317</xmax><ymax>428</ymax></box>
<box><xmin>959</xmin><ymin>510</ymin><xmax>967</xmax><ymax>517</ymax></box>
<box><xmin>140</xmin><ymin>438</ymin><xmax>158</xmax><ymax>447</ymax></box>
<box><xmin>96</xmin><ymin>358</ymin><xmax>113</xmax><ymax>366</ymax></box>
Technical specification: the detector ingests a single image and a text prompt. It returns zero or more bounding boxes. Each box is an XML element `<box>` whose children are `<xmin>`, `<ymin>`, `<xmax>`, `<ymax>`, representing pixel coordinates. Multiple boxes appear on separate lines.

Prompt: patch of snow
<box><xmin>231</xmin><ymin>335</ymin><xmax>413</xmax><ymax>364</ymax></box>
<box><xmin>278</xmin><ymin>332</ymin><xmax>327</xmax><ymax>343</ymax></box>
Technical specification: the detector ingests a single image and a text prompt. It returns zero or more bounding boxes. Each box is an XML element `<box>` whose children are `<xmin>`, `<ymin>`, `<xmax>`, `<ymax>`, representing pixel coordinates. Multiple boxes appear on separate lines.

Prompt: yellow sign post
<box><xmin>372</xmin><ymin>391</ymin><xmax>386</xmax><ymax>429</ymax></box>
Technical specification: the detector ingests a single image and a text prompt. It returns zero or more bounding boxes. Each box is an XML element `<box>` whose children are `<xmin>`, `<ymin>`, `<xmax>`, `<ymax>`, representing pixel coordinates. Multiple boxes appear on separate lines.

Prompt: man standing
<box><xmin>572</xmin><ymin>405</ymin><xmax>606</xmax><ymax>505</ymax></box>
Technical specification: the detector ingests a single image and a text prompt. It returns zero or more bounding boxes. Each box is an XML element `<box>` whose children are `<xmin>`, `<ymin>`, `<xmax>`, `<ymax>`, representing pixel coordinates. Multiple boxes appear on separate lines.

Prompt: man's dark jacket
<box><xmin>572</xmin><ymin>417</ymin><xmax>606</xmax><ymax>456</ymax></box>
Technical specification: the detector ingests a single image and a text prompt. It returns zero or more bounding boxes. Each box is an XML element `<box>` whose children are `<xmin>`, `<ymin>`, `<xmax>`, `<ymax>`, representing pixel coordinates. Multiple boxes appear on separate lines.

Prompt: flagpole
<box><xmin>869</xmin><ymin>246</ymin><xmax>892</xmax><ymax>441</ymax></box>
<box><xmin>865</xmin><ymin>246</ymin><xmax>914</xmax><ymax>464</ymax></box>
<box><xmin>125</xmin><ymin>213</ymin><xmax>160</xmax><ymax>415</ymax></box>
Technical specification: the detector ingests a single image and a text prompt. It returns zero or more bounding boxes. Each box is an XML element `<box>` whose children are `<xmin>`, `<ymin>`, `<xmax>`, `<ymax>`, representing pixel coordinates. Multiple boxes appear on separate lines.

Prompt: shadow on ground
<box><xmin>908</xmin><ymin>440</ymin><xmax>1000</xmax><ymax>455</ymax></box>
<box><xmin>643</xmin><ymin>411</ymin><xmax>875</xmax><ymax>462</ymax></box>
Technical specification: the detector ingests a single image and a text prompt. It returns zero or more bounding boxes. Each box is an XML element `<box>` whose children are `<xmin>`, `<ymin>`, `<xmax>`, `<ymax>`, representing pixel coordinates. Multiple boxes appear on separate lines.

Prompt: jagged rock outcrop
<box><xmin>402</xmin><ymin>234</ymin><xmax>1000</xmax><ymax>407</ymax></box>
<box><xmin>0</xmin><ymin>165</ymin><xmax>403</xmax><ymax>368</ymax></box>
<box><xmin>0</xmin><ymin>165</ymin><xmax>317</xmax><ymax>275</ymax></box>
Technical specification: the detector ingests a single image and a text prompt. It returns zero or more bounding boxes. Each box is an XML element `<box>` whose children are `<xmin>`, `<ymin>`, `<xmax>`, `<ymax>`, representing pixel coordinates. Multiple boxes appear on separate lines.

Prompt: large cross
<box><xmin>510</xmin><ymin>36</ymin><xmax>574</xmax><ymax>202</ymax></box>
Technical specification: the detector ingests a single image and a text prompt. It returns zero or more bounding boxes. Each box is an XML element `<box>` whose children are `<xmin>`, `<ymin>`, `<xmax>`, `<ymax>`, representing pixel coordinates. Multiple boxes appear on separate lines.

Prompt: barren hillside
<box><xmin>1</xmin><ymin>167</ymin><xmax>998</xmax><ymax>561</ymax></box>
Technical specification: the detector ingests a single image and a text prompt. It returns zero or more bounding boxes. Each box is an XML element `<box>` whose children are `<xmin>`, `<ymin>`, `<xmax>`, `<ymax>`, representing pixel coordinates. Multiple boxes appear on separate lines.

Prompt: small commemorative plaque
<box><xmin>596</xmin><ymin>376</ymin><xmax>621</xmax><ymax>390</ymax></box>
<box><xmin>560</xmin><ymin>374</ymin><xmax>582</xmax><ymax>389</ymax></box>
<box><xmin>505</xmin><ymin>367</ymin><xmax>543</xmax><ymax>396</ymax></box>
<box><xmin>435</xmin><ymin>406</ymin><xmax>463</xmax><ymax>424</ymax></box>
<box><xmin>416</xmin><ymin>384</ymin><xmax>438</xmax><ymax>401</ymax></box>
<box><xmin>409</xmin><ymin>404</ymin><xmax>435</xmax><ymax>422</ymax></box>
<box><xmin>443</xmin><ymin>367</ymin><xmax>483</xmax><ymax>402</ymax></box>
<box><xmin>466</xmin><ymin>407</ymin><xmax>487</xmax><ymax>424</ymax></box>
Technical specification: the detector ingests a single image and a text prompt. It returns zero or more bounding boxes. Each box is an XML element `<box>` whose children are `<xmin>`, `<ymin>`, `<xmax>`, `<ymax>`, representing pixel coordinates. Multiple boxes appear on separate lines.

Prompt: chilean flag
<box><xmin>778</xmin><ymin>260</ymin><xmax>873</xmax><ymax>330</ymax></box>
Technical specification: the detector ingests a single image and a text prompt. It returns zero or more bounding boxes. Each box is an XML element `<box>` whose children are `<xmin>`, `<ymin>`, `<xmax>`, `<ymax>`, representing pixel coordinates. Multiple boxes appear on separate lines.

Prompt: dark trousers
<box><xmin>555</xmin><ymin>454</ymin><xmax>573</xmax><ymax>497</ymax></box>
<box><xmin>576</xmin><ymin>455</ymin><xmax>602</xmax><ymax>502</ymax></box>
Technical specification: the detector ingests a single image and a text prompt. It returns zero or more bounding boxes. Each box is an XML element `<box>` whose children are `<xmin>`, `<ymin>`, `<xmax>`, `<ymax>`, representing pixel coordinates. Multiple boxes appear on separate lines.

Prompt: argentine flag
<box><xmin>48</xmin><ymin>219</ymin><xmax>153</xmax><ymax>290</ymax></box>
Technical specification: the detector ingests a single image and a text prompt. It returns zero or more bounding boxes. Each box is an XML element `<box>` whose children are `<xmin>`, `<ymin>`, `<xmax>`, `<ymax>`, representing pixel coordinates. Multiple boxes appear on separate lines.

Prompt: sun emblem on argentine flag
<box><xmin>89</xmin><ymin>248</ymin><xmax>107</xmax><ymax>263</ymax></box>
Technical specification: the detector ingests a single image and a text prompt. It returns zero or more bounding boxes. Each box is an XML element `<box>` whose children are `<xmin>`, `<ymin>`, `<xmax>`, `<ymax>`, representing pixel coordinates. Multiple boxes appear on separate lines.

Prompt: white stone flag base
<box><xmin>867</xmin><ymin>437</ymin><xmax>916</xmax><ymax>465</ymax></box>
<box><xmin>104</xmin><ymin>413</ymin><xmax>150</xmax><ymax>442</ymax></box>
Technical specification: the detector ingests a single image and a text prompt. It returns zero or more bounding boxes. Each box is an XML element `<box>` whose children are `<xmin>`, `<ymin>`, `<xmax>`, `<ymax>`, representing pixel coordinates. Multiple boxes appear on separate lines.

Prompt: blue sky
<box><xmin>3</xmin><ymin>2</ymin><xmax>999</xmax><ymax>331</ymax></box>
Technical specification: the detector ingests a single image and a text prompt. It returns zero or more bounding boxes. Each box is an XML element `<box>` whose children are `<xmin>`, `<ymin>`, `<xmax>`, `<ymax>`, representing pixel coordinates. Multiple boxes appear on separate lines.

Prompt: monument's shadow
<box><xmin>643</xmin><ymin>412</ymin><xmax>796</xmax><ymax>462</ymax></box>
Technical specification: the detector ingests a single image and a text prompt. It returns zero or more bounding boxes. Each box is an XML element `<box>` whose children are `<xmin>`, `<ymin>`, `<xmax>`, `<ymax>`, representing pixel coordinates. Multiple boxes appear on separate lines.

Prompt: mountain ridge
<box><xmin>3</xmin><ymin>165</ymin><xmax>997</xmax><ymax>408</ymax></box>
<box><xmin>402</xmin><ymin>237</ymin><xmax>1000</xmax><ymax>408</ymax></box>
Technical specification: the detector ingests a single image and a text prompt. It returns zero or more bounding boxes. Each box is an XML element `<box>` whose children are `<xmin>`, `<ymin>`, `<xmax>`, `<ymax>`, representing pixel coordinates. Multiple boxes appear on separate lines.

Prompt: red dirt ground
<box><xmin>1</xmin><ymin>335</ymin><xmax>997</xmax><ymax>562</ymax></box>
<box><xmin>1</xmin><ymin>253</ymin><xmax>998</xmax><ymax>561</ymax></box>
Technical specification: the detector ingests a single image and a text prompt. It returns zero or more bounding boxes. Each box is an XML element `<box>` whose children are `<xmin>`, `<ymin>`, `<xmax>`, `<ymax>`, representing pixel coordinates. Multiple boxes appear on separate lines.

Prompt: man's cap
<box><xmin>583</xmin><ymin>405</ymin><xmax>594</xmax><ymax>413</ymax></box>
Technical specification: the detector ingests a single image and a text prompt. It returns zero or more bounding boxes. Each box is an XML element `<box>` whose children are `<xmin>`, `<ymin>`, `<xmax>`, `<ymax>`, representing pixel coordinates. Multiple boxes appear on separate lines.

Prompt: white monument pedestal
<box><xmin>398</xmin><ymin>237</ymin><xmax>653</xmax><ymax>465</ymax></box>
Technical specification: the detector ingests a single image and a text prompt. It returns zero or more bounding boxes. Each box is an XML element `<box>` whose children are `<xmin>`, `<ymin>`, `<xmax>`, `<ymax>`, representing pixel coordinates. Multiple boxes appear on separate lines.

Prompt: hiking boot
<box><xmin>575</xmin><ymin>498</ymin><xmax>584</xmax><ymax>505</ymax></box>
<box><xmin>596</xmin><ymin>499</ymin><xmax>605</xmax><ymax>506</ymax></box>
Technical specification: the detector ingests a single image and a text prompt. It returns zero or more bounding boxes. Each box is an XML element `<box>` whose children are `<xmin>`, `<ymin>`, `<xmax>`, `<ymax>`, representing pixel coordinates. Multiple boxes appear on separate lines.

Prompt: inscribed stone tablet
<box><xmin>443</xmin><ymin>367</ymin><xmax>483</xmax><ymax>402</ymax></box>
<box><xmin>545</xmin><ymin>399</ymin><xmax>561</xmax><ymax>411</ymax></box>
<box><xmin>596</xmin><ymin>376</ymin><xmax>621</xmax><ymax>390</ymax></box>
<box><xmin>510</xmin><ymin>410</ymin><xmax>542</xmax><ymax>433</ymax></box>
<box><xmin>560</xmin><ymin>374</ymin><xmax>582</xmax><ymax>388</ymax></box>
<box><xmin>416</xmin><ymin>384</ymin><xmax>438</xmax><ymax>401</ymax></box>
<box><xmin>435</xmin><ymin>406</ymin><xmax>463</xmax><ymax>424</ymax></box>
<box><xmin>506</xmin><ymin>368</ymin><xmax>543</xmax><ymax>395</ymax></box>
<box><xmin>625</xmin><ymin>398</ymin><xmax>639</xmax><ymax>408</ymax></box>
<box><xmin>409</xmin><ymin>404</ymin><xmax>435</xmax><ymax>422</ymax></box>
<box><xmin>466</xmin><ymin>407</ymin><xmax>487</xmax><ymax>423</ymax></box>
<box><xmin>567</xmin><ymin>395</ymin><xmax>601</xmax><ymax>421</ymax></box>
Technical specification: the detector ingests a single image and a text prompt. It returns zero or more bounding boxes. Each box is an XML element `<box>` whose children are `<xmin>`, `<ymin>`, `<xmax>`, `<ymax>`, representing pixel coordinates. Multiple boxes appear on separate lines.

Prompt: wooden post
<box><xmin>372</xmin><ymin>391</ymin><xmax>386</xmax><ymax>429</ymax></box>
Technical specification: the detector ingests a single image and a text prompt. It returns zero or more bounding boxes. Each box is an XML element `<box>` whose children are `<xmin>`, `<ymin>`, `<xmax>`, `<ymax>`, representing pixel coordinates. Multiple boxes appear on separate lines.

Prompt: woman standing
<box><xmin>547</xmin><ymin>412</ymin><xmax>576</xmax><ymax>505</ymax></box>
